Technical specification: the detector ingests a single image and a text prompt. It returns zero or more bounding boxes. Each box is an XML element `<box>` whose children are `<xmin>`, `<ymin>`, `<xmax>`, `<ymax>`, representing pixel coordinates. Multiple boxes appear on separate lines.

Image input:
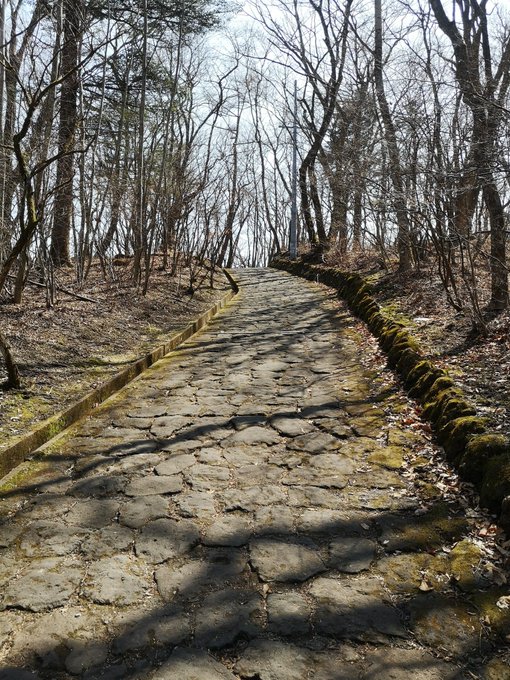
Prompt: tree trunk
<box><xmin>374</xmin><ymin>0</ymin><xmax>412</xmax><ymax>272</ymax></box>
<box><xmin>51</xmin><ymin>0</ymin><xmax>83</xmax><ymax>267</ymax></box>
<box><xmin>429</xmin><ymin>0</ymin><xmax>509</xmax><ymax>310</ymax></box>
<box><xmin>484</xmin><ymin>181</ymin><xmax>509</xmax><ymax>311</ymax></box>
<box><xmin>0</xmin><ymin>330</ymin><xmax>20</xmax><ymax>389</ymax></box>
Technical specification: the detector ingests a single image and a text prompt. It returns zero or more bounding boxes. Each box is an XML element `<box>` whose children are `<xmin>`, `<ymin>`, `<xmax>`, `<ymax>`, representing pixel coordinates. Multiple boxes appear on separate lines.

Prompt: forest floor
<box><xmin>326</xmin><ymin>251</ymin><xmax>510</xmax><ymax>441</ymax></box>
<box><xmin>0</xmin><ymin>258</ymin><xmax>230</xmax><ymax>458</ymax></box>
<box><xmin>0</xmin><ymin>253</ymin><xmax>509</xmax><ymax>463</ymax></box>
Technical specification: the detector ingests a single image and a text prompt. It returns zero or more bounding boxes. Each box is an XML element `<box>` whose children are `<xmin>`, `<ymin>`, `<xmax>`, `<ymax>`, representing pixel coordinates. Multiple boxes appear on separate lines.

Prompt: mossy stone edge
<box><xmin>270</xmin><ymin>256</ymin><xmax>510</xmax><ymax>530</ymax></box>
<box><xmin>0</xmin><ymin>270</ymin><xmax>238</xmax><ymax>482</ymax></box>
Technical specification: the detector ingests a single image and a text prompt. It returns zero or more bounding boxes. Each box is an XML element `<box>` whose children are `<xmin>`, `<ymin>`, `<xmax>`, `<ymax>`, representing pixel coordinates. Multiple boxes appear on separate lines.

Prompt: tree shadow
<box><xmin>0</xmin><ymin>269</ymin><xmax>508</xmax><ymax>679</ymax></box>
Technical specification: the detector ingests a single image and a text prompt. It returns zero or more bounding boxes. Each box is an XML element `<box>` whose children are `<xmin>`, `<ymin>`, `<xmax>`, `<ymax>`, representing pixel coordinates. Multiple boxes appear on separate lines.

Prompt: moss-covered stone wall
<box><xmin>270</xmin><ymin>256</ymin><xmax>510</xmax><ymax>531</ymax></box>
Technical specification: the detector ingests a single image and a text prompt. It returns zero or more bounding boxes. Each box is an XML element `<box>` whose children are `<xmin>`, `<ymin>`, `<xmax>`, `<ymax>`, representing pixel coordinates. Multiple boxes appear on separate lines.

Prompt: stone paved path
<box><xmin>0</xmin><ymin>269</ymin><xmax>509</xmax><ymax>679</ymax></box>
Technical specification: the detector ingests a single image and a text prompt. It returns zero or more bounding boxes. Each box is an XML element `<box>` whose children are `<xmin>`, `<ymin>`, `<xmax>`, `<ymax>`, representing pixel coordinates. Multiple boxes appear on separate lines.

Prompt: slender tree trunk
<box><xmin>374</xmin><ymin>0</ymin><xmax>411</xmax><ymax>272</ymax></box>
<box><xmin>484</xmin><ymin>180</ymin><xmax>509</xmax><ymax>311</ymax></box>
<box><xmin>51</xmin><ymin>0</ymin><xmax>83</xmax><ymax>266</ymax></box>
<box><xmin>132</xmin><ymin>0</ymin><xmax>148</xmax><ymax>284</ymax></box>
<box><xmin>0</xmin><ymin>329</ymin><xmax>20</xmax><ymax>389</ymax></box>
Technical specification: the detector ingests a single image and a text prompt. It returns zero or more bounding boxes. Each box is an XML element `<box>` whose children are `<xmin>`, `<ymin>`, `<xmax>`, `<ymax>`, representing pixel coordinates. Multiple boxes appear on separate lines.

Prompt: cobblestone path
<box><xmin>0</xmin><ymin>269</ymin><xmax>509</xmax><ymax>679</ymax></box>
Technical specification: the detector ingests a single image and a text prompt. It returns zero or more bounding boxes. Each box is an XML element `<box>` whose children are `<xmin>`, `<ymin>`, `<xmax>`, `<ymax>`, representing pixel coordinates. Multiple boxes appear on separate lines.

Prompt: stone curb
<box><xmin>270</xmin><ymin>257</ymin><xmax>510</xmax><ymax>530</ymax></box>
<box><xmin>0</xmin><ymin>270</ymin><xmax>238</xmax><ymax>481</ymax></box>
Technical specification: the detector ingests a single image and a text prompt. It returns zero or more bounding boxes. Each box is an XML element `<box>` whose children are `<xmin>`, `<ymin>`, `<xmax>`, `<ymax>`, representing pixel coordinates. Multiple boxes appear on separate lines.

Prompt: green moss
<box><xmin>357</xmin><ymin>298</ymin><xmax>379</xmax><ymax>322</ymax></box>
<box><xmin>351</xmin><ymin>284</ymin><xmax>372</xmax><ymax>306</ymax></box>
<box><xmin>437</xmin><ymin>397</ymin><xmax>476</xmax><ymax>430</ymax></box>
<box><xmin>387</xmin><ymin>335</ymin><xmax>421</xmax><ymax>367</ymax></box>
<box><xmin>427</xmin><ymin>376</ymin><xmax>455</xmax><ymax>400</ymax></box>
<box><xmin>0</xmin><ymin>460</ymin><xmax>47</xmax><ymax>494</ymax></box>
<box><xmin>449</xmin><ymin>539</ymin><xmax>485</xmax><ymax>592</ymax></box>
<box><xmin>368</xmin><ymin>312</ymin><xmax>386</xmax><ymax>335</ymax></box>
<box><xmin>408</xmin><ymin>367</ymin><xmax>444</xmax><ymax>400</ymax></box>
<box><xmin>415</xmin><ymin>481</ymin><xmax>442</xmax><ymax>500</ymax></box>
<box><xmin>422</xmin><ymin>388</ymin><xmax>464</xmax><ymax>423</ymax></box>
<box><xmin>458</xmin><ymin>434</ymin><xmax>510</xmax><ymax>486</ymax></box>
<box><xmin>440</xmin><ymin>416</ymin><xmax>488</xmax><ymax>462</ymax></box>
<box><xmin>379</xmin><ymin>302</ymin><xmax>413</xmax><ymax>325</ymax></box>
<box><xmin>471</xmin><ymin>590</ymin><xmax>510</xmax><ymax>641</ymax></box>
<box><xmin>396</xmin><ymin>347</ymin><xmax>423</xmax><ymax>376</ymax></box>
<box><xmin>375</xmin><ymin>552</ymin><xmax>450</xmax><ymax>594</ymax></box>
<box><xmin>480</xmin><ymin>454</ymin><xmax>510</xmax><ymax>511</ymax></box>
<box><xmin>368</xmin><ymin>445</ymin><xmax>405</xmax><ymax>470</ymax></box>
<box><xmin>379</xmin><ymin>323</ymin><xmax>404</xmax><ymax>352</ymax></box>
<box><xmin>385</xmin><ymin>502</ymin><xmax>469</xmax><ymax>551</ymax></box>
<box><xmin>404</xmin><ymin>360</ymin><xmax>434</xmax><ymax>389</ymax></box>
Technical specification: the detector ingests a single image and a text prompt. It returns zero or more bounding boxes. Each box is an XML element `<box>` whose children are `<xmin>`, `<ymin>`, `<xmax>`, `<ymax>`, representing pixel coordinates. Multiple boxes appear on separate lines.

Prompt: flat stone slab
<box><xmin>194</xmin><ymin>589</ymin><xmax>262</xmax><ymax>648</ymax></box>
<box><xmin>287</xmin><ymin>485</ymin><xmax>341</xmax><ymax>509</ymax></box>
<box><xmin>222</xmin><ymin>426</ymin><xmax>281</xmax><ymax>447</ymax></box>
<box><xmin>287</xmin><ymin>432</ymin><xmax>341</xmax><ymax>454</ymax></box>
<box><xmin>155</xmin><ymin>453</ymin><xmax>196</xmax><ymax>475</ymax></box>
<box><xmin>1</xmin><ymin>558</ymin><xmax>82</xmax><ymax>612</ymax></box>
<box><xmin>80</xmin><ymin>525</ymin><xmax>134</xmax><ymax>558</ymax></box>
<box><xmin>296</xmin><ymin>508</ymin><xmax>369</xmax><ymax>536</ymax></box>
<box><xmin>125</xmin><ymin>474</ymin><xmax>183</xmax><ymax>497</ymax></box>
<box><xmin>315</xmin><ymin>418</ymin><xmax>353</xmax><ymax>438</ymax></box>
<box><xmin>65</xmin><ymin>640</ymin><xmax>109</xmax><ymax>675</ymax></box>
<box><xmin>309</xmin><ymin>576</ymin><xmax>407</xmax><ymax>641</ymax></box>
<box><xmin>82</xmin><ymin>555</ymin><xmax>149</xmax><ymax>605</ymax></box>
<box><xmin>68</xmin><ymin>474</ymin><xmax>126</xmax><ymax>497</ymax></box>
<box><xmin>19</xmin><ymin>521</ymin><xmax>88</xmax><ymax>556</ymax></box>
<box><xmin>283</xmin><ymin>467</ymin><xmax>349</xmax><ymax>489</ymax></box>
<box><xmin>128</xmin><ymin>404</ymin><xmax>167</xmax><ymax>418</ymax></box>
<box><xmin>408</xmin><ymin>594</ymin><xmax>485</xmax><ymax>658</ymax></box>
<box><xmin>267</xmin><ymin>592</ymin><xmax>311</xmax><ymax>635</ymax></box>
<box><xmin>329</xmin><ymin>537</ymin><xmax>377</xmax><ymax>573</ymax></box>
<box><xmin>351</xmin><ymin>466</ymin><xmax>406</xmax><ymax>489</ymax></box>
<box><xmin>184</xmin><ymin>464</ymin><xmax>231</xmax><ymax>491</ymax></box>
<box><xmin>235</xmin><ymin>640</ymin><xmax>311</xmax><ymax>680</ymax></box>
<box><xmin>7</xmin><ymin>606</ymin><xmax>105</xmax><ymax>671</ymax></box>
<box><xmin>254</xmin><ymin>505</ymin><xmax>296</xmax><ymax>534</ymax></box>
<box><xmin>230</xmin><ymin>415</ymin><xmax>267</xmax><ymax>430</ymax></box>
<box><xmin>156</xmin><ymin>550</ymin><xmax>246</xmax><ymax>601</ymax></box>
<box><xmin>221</xmin><ymin>485</ymin><xmax>287</xmax><ymax>511</ymax></box>
<box><xmin>222</xmin><ymin>446</ymin><xmax>270</xmax><ymax>467</ymax></box>
<box><xmin>150</xmin><ymin>416</ymin><xmax>192</xmax><ymax>437</ymax></box>
<box><xmin>175</xmin><ymin>491</ymin><xmax>217</xmax><ymax>517</ymax></box>
<box><xmin>63</xmin><ymin>498</ymin><xmax>120</xmax><ymax>528</ymax></box>
<box><xmin>362</xmin><ymin>647</ymin><xmax>457</xmax><ymax>679</ymax></box>
<box><xmin>375</xmin><ymin>553</ymin><xmax>450</xmax><ymax>594</ymax></box>
<box><xmin>235</xmin><ymin>463</ymin><xmax>283</xmax><ymax>487</ymax></box>
<box><xmin>202</xmin><ymin>515</ymin><xmax>252</xmax><ymax>546</ymax></box>
<box><xmin>135</xmin><ymin>518</ymin><xmax>200</xmax><ymax>563</ymax></box>
<box><xmin>196</xmin><ymin>447</ymin><xmax>225</xmax><ymax>465</ymax></box>
<box><xmin>249</xmin><ymin>538</ymin><xmax>325</xmax><ymax>582</ymax></box>
<box><xmin>151</xmin><ymin>649</ymin><xmax>237</xmax><ymax>679</ymax></box>
<box><xmin>112</xmin><ymin>607</ymin><xmax>189</xmax><ymax>654</ymax></box>
<box><xmin>270</xmin><ymin>416</ymin><xmax>315</xmax><ymax>437</ymax></box>
<box><xmin>119</xmin><ymin>495</ymin><xmax>170</xmax><ymax>528</ymax></box>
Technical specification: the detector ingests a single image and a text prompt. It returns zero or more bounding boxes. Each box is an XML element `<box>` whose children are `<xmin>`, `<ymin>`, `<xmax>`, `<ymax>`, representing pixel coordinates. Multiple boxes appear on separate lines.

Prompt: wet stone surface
<box><xmin>0</xmin><ymin>268</ymin><xmax>508</xmax><ymax>678</ymax></box>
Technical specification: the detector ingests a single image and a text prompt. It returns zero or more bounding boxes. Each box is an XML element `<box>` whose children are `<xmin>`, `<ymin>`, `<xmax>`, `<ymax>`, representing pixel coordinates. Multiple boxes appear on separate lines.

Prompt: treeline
<box><xmin>0</xmin><ymin>0</ymin><xmax>252</xmax><ymax>304</ymax></box>
<box><xmin>246</xmin><ymin>0</ymin><xmax>510</xmax><ymax>330</ymax></box>
<box><xmin>0</xmin><ymin>0</ymin><xmax>509</xmax><ymax>328</ymax></box>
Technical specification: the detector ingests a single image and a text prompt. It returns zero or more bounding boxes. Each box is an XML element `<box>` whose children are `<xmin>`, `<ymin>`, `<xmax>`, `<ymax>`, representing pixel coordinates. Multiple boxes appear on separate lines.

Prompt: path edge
<box><xmin>0</xmin><ymin>269</ymin><xmax>238</xmax><ymax>481</ymax></box>
<box><xmin>270</xmin><ymin>256</ymin><xmax>510</xmax><ymax>531</ymax></box>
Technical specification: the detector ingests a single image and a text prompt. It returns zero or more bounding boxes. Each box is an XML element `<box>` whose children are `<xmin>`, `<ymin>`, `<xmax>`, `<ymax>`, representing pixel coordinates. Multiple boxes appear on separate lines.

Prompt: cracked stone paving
<box><xmin>0</xmin><ymin>269</ymin><xmax>509</xmax><ymax>679</ymax></box>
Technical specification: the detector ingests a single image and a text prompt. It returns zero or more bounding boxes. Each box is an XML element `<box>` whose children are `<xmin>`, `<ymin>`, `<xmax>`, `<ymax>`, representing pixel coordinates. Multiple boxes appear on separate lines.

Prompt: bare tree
<box><xmin>429</xmin><ymin>0</ymin><xmax>510</xmax><ymax>311</ymax></box>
